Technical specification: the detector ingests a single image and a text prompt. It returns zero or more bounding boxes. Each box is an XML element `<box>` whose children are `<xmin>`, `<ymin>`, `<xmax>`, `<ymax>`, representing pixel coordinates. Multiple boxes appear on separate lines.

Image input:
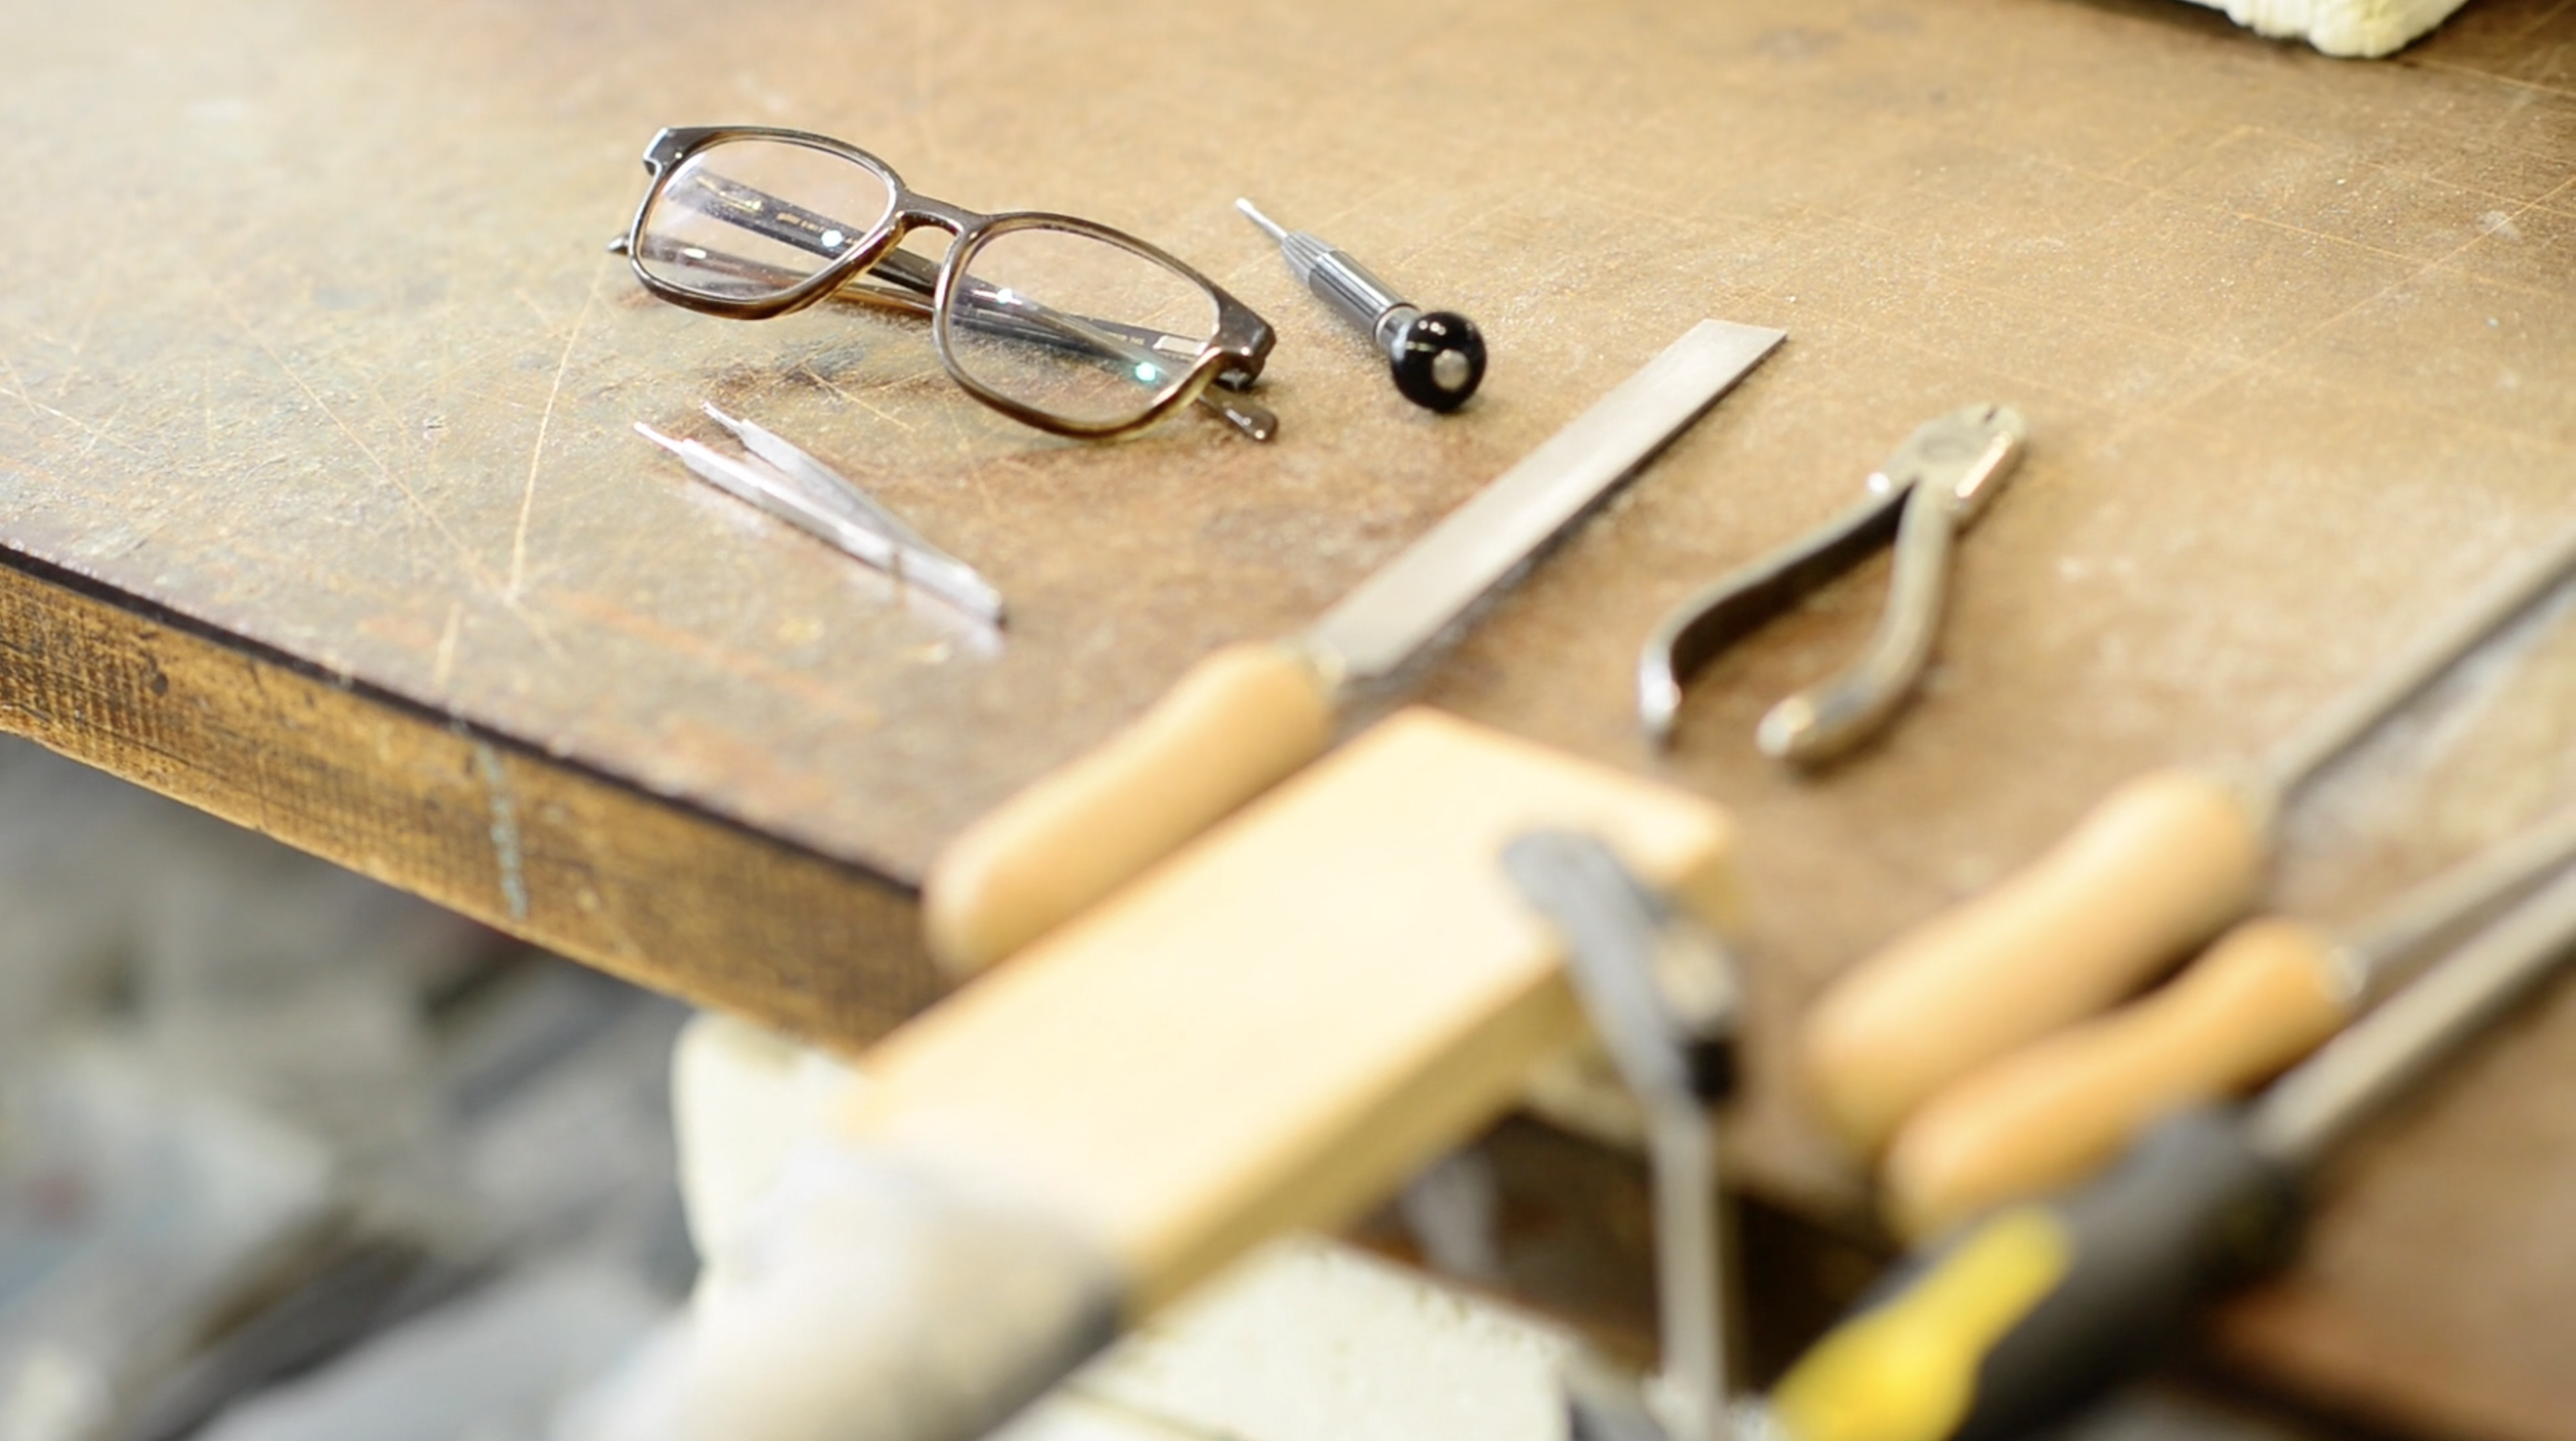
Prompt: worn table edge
<box><xmin>0</xmin><ymin>545</ymin><xmax>947</xmax><ymax>1047</ymax></box>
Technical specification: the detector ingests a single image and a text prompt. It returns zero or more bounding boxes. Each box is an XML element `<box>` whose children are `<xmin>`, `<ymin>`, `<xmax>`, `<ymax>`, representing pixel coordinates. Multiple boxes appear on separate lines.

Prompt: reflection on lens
<box><xmin>636</xmin><ymin>138</ymin><xmax>896</xmax><ymax>302</ymax></box>
<box><xmin>940</xmin><ymin>224</ymin><xmax>1220</xmax><ymax>430</ymax></box>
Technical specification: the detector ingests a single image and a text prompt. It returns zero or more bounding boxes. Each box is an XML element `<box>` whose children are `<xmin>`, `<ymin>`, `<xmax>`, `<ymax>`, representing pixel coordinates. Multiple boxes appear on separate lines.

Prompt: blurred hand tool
<box><xmin>925</xmin><ymin>319</ymin><xmax>1783</xmax><ymax>974</ymax></box>
<box><xmin>1637</xmin><ymin>404</ymin><xmax>2025</xmax><ymax>764</ymax></box>
<box><xmin>1753</xmin><ymin>857</ymin><xmax>2576</xmax><ymax>1441</ymax></box>
<box><xmin>636</xmin><ymin>403</ymin><xmax>1005</xmax><ymax>624</ymax></box>
<box><xmin>1884</xmin><ymin>799</ymin><xmax>2576</xmax><ymax>1238</ymax></box>
<box><xmin>1507</xmin><ymin>830</ymin><xmax>1744</xmax><ymax>1441</ymax></box>
<box><xmin>1236</xmin><ymin>198</ymin><xmax>1487</xmax><ymax>411</ymax></box>
<box><xmin>619</xmin><ymin>711</ymin><xmax>1735</xmax><ymax>1441</ymax></box>
<box><xmin>1802</xmin><ymin>518</ymin><xmax>2576</xmax><ymax>1152</ymax></box>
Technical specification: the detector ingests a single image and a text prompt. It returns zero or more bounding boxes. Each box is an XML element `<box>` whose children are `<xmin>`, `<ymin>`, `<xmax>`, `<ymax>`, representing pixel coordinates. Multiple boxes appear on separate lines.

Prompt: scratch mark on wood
<box><xmin>513</xmin><ymin>287</ymin><xmax>564</xmax><ymax>334</ymax></box>
<box><xmin>797</xmin><ymin>360</ymin><xmax>916</xmax><ymax>431</ymax></box>
<box><xmin>433</xmin><ymin>600</ymin><xmax>463</xmax><ymax>690</ymax></box>
<box><xmin>2414</xmin><ymin>57</ymin><xmax>2576</xmax><ymax>102</ymax></box>
<box><xmin>0</xmin><ymin>312</ymin><xmax>67</xmax><ymax>352</ymax></box>
<box><xmin>509</xmin><ymin>253</ymin><xmax>611</xmax><ymax>601</ymax></box>
<box><xmin>195</xmin><ymin>267</ymin><xmax>570</xmax><ymax>659</ymax></box>
<box><xmin>74</xmin><ymin>401</ymin><xmax>131</xmax><ymax>462</ymax></box>
<box><xmin>0</xmin><ymin>378</ymin><xmax>146</xmax><ymax>458</ymax></box>
<box><xmin>474</xmin><ymin>739</ymin><xmax>531</xmax><ymax>921</ymax></box>
<box><xmin>0</xmin><ymin>347</ymin><xmax>43</xmax><ymax>421</ymax></box>
<box><xmin>50</xmin><ymin>282</ymin><xmax>105</xmax><ymax>405</ymax></box>
<box><xmin>2511</xmin><ymin>0</ymin><xmax>2576</xmax><ymax>39</ymax></box>
<box><xmin>2104</xmin><ymin>174</ymin><xmax>2576</xmax><ymax>451</ymax></box>
<box><xmin>202</xmin><ymin>276</ymin><xmax>498</xmax><ymax>589</ymax></box>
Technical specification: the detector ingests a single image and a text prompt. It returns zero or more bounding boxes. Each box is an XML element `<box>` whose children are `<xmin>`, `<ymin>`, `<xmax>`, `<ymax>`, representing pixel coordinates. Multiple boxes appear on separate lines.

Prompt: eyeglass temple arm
<box><xmin>636</xmin><ymin>230</ymin><xmax>1258</xmax><ymax>417</ymax></box>
<box><xmin>651</xmin><ymin>171</ymin><xmax>1272</xmax><ymax>436</ymax></box>
<box><xmin>673</xmin><ymin>175</ymin><xmax>1242</xmax><ymax>389</ymax></box>
<box><xmin>865</xmin><ymin>258</ymin><xmax>1277</xmax><ymax>439</ymax></box>
<box><xmin>862</xmin><ymin>251</ymin><xmax>1222</xmax><ymax>382</ymax></box>
<box><xmin>863</xmin><ymin>260</ymin><xmax>1276</xmax><ymax>441</ymax></box>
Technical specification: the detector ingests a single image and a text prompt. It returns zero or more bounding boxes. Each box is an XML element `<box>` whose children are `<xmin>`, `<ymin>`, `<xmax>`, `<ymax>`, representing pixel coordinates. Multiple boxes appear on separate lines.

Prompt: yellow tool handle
<box><xmin>1799</xmin><ymin>767</ymin><xmax>2271</xmax><ymax>1154</ymax></box>
<box><xmin>1764</xmin><ymin>1112</ymin><xmax>2302</xmax><ymax>1441</ymax></box>
<box><xmin>922</xmin><ymin>641</ymin><xmax>1337</xmax><ymax>975</ymax></box>
<box><xmin>1881</xmin><ymin>916</ymin><xmax>2359</xmax><ymax>1239</ymax></box>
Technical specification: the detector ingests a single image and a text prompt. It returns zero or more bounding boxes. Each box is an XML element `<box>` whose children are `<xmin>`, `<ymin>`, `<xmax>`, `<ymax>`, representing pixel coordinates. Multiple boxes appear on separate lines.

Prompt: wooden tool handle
<box><xmin>867</xmin><ymin>709</ymin><xmax>1739</xmax><ymax>1314</ymax></box>
<box><xmin>923</xmin><ymin>641</ymin><xmax>1337</xmax><ymax>975</ymax></box>
<box><xmin>1799</xmin><ymin>767</ymin><xmax>2271</xmax><ymax>1154</ymax></box>
<box><xmin>1883</xmin><ymin>916</ymin><xmax>2358</xmax><ymax>1239</ymax></box>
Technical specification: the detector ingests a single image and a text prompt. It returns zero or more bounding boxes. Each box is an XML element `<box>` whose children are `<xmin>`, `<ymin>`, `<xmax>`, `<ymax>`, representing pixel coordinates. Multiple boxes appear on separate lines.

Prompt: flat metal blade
<box><xmin>1307</xmin><ymin>319</ymin><xmax>1785</xmax><ymax>685</ymax></box>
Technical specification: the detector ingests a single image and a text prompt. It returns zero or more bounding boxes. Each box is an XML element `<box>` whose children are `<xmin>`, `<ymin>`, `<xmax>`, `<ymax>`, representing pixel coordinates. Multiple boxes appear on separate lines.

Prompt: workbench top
<box><xmin>5</xmin><ymin>0</ymin><xmax>2573</xmax><ymax>1434</ymax></box>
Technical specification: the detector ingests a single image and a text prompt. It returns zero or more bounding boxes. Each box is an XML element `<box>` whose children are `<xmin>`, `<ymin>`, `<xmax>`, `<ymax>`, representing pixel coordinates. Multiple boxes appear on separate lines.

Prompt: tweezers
<box><xmin>636</xmin><ymin>403</ymin><xmax>1006</xmax><ymax>625</ymax></box>
<box><xmin>1637</xmin><ymin>403</ymin><xmax>2025</xmax><ymax>765</ymax></box>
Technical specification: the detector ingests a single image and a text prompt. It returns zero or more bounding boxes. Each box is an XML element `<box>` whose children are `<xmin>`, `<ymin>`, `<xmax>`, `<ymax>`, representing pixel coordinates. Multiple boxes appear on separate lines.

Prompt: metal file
<box><xmin>1307</xmin><ymin>319</ymin><xmax>1785</xmax><ymax>689</ymax></box>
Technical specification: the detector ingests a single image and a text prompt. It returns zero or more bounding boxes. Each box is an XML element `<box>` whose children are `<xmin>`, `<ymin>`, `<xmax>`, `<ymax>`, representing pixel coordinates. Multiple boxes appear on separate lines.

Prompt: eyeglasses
<box><xmin>615</xmin><ymin>126</ymin><xmax>1279</xmax><ymax>442</ymax></box>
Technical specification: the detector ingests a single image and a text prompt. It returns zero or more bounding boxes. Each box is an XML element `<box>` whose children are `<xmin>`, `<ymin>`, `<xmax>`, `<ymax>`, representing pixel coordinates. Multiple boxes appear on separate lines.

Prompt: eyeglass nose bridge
<box><xmin>858</xmin><ymin>198</ymin><xmax>1024</xmax><ymax>316</ymax></box>
<box><xmin>875</xmin><ymin>194</ymin><xmax>998</xmax><ymax>263</ymax></box>
<box><xmin>889</xmin><ymin>194</ymin><xmax>986</xmax><ymax>235</ymax></box>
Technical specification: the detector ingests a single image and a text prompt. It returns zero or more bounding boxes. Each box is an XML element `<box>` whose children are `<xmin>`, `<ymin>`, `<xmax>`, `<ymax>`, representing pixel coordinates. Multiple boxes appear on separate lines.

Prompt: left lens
<box><xmin>939</xmin><ymin>223</ymin><xmax>1220</xmax><ymax>430</ymax></box>
<box><xmin>636</xmin><ymin>138</ymin><xmax>896</xmax><ymax>302</ymax></box>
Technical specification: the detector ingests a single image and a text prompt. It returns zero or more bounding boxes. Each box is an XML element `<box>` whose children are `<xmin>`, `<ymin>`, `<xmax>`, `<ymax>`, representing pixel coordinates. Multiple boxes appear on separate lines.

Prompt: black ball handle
<box><xmin>1386</xmin><ymin>311</ymin><xmax>1486</xmax><ymax>412</ymax></box>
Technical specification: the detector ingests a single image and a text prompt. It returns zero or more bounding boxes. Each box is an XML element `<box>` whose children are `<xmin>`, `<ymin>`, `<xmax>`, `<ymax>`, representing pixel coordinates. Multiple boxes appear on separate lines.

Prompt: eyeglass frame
<box><xmin>612</xmin><ymin>124</ymin><xmax>1279</xmax><ymax>442</ymax></box>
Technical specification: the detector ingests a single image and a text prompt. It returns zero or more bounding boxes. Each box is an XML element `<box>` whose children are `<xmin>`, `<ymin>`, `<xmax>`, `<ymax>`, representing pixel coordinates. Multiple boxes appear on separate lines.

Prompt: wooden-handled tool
<box><xmin>1882</xmin><ymin>800</ymin><xmax>2576</xmax><ymax>1238</ymax></box>
<box><xmin>925</xmin><ymin>319</ymin><xmax>1785</xmax><ymax>974</ymax></box>
<box><xmin>1758</xmin><ymin>861</ymin><xmax>2576</xmax><ymax>1441</ymax></box>
<box><xmin>635</xmin><ymin>711</ymin><xmax>1736</xmax><ymax>1441</ymax></box>
<box><xmin>877</xmin><ymin>708</ymin><xmax>1736</xmax><ymax>1305</ymax></box>
<box><xmin>1801</xmin><ymin>518</ymin><xmax>2576</xmax><ymax>1153</ymax></box>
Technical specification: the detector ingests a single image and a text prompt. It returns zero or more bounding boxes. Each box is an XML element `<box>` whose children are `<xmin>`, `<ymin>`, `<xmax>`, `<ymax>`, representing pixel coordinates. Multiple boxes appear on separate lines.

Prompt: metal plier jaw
<box><xmin>1637</xmin><ymin>403</ymin><xmax>2026</xmax><ymax>766</ymax></box>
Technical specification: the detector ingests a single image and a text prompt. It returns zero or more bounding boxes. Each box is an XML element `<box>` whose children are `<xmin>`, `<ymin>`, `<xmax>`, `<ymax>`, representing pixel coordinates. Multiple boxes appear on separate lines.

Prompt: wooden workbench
<box><xmin>4</xmin><ymin>0</ymin><xmax>2572</xmax><ymax>1434</ymax></box>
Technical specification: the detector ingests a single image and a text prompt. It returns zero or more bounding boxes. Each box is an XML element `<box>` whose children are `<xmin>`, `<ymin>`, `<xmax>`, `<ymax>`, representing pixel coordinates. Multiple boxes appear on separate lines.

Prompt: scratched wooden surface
<box><xmin>3</xmin><ymin>0</ymin><xmax>2574</xmax><ymax>1434</ymax></box>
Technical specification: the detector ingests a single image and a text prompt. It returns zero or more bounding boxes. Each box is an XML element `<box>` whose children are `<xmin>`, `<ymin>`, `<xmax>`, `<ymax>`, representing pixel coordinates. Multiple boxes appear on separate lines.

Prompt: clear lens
<box><xmin>939</xmin><ymin>224</ymin><xmax>1221</xmax><ymax>429</ymax></box>
<box><xmin>636</xmin><ymin>138</ymin><xmax>897</xmax><ymax>302</ymax></box>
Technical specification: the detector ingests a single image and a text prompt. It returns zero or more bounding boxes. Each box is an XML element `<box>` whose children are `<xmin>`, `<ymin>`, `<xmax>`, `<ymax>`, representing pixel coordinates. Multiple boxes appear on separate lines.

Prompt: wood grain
<box><xmin>0</xmin><ymin>553</ymin><xmax>937</xmax><ymax>1046</ymax></box>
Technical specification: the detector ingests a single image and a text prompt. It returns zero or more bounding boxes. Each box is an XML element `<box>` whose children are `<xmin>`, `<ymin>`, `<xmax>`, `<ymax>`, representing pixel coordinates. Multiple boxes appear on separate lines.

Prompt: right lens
<box><xmin>939</xmin><ymin>222</ymin><xmax>1221</xmax><ymax>431</ymax></box>
<box><xmin>635</xmin><ymin>138</ymin><xmax>897</xmax><ymax>303</ymax></box>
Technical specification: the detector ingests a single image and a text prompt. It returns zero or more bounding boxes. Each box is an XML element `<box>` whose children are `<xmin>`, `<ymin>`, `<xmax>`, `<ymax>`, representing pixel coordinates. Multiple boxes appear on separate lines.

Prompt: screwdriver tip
<box><xmin>1234</xmin><ymin>198</ymin><xmax>1286</xmax><ymax>241</ymax></box>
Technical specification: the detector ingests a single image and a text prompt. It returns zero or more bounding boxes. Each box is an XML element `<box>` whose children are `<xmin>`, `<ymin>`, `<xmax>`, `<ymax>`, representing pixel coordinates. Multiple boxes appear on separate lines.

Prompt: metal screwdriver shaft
<box><xmin>1237</xmin><ymin>198</ymin><xmax>1486</xmax><ymax>411</ymax></box>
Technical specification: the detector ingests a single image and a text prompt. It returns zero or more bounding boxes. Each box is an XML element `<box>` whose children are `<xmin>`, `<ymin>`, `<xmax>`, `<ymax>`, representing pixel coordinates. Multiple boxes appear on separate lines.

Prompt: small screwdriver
<box><xmin>1236</xmin><ymin>198</ymin><xmax>1486</xmax><ymax>412</ymax></box>
<box><xmin>1754</xmin><ymin>858</ymin><xmax>2576</xmax><ymax>1441</ymax></box>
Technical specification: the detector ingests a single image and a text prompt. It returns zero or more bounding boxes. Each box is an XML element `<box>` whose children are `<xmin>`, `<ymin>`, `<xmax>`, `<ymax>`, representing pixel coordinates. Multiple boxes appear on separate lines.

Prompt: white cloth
<box><xmin>2180</xmin><ymin>0</ymin><xmax>2471</xmax><ymax>57</ymax></box>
